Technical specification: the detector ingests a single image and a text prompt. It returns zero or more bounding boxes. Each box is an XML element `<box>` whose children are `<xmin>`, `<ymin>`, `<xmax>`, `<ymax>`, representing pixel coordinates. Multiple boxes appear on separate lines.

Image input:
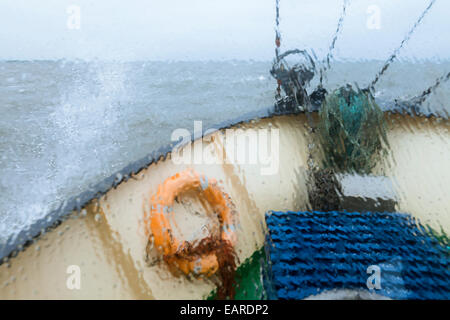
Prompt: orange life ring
<box><xmin>146</xmin><ymin>169</ymin><xmax>236</xmax><ymax>277</ymax></box>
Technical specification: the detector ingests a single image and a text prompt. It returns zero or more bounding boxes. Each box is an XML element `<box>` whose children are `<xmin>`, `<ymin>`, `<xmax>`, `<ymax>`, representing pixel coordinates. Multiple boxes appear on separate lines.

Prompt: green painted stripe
<box><xmin>207</xmin><ymin>247</ymin><xmax>266</xmax><ymax>300</ymax></box>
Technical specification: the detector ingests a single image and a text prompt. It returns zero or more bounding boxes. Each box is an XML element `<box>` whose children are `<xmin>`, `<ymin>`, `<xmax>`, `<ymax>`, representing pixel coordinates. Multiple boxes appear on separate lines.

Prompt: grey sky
<box><xmin>0</xmin><ymin>0</ymin><xmax>449</xmax><ymax>61</ymax></box>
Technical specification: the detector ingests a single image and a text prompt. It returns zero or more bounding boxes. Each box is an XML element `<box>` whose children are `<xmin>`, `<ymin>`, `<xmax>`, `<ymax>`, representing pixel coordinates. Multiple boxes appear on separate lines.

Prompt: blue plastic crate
<box><xmin>264</xmin><ymin>211</ymin><xmax>450</xmax><ymax>300</ymax></box>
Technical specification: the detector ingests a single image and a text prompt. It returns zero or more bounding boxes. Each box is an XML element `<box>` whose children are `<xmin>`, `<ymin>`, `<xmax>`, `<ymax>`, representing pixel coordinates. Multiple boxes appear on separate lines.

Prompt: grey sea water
<box><xmin>0</xmin><ymin>59</ymin><xmax>448</xmax><ymax>246</ymax></box>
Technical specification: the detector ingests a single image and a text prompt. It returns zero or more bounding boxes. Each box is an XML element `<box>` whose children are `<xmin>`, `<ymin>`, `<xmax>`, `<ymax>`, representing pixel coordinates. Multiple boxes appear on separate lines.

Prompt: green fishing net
<box><xmin>318</xmin><ymin>84</ymin><xmax>388</xmax><ymax>174</ymax></box>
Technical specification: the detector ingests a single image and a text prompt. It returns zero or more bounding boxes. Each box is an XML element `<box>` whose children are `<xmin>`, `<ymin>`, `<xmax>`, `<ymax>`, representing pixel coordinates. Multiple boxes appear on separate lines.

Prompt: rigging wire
<box><xmin>320</xmin><ymin>0</ymin><xmax>350</xmax><ymax>85</ymax></box>
<box><xmin>368</xmin><ymin>0</ymin><xmax>437</xmax><ymax>91</ymax></box>
<box><xmin>411</xmin><ymin>71</ymin><xmax>450</xmax><ymax>105</ymax></box>
<box><xmin>275</xmin><ymin>0</ymin><xmax>281</xmax><ymax>61</ymax></box>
